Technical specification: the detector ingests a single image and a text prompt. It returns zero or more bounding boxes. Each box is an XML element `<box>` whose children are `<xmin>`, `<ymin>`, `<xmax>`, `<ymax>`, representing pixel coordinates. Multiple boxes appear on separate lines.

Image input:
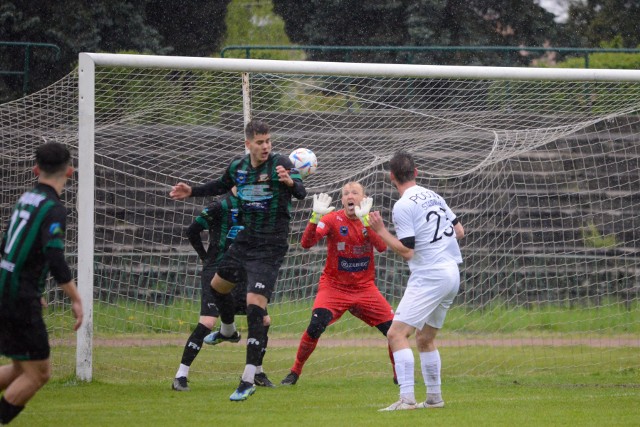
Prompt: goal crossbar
<box><xmin>72</xmin><ymin>53</ymin><xmax>640</xmax><ymax>382</ymax></box>
<box><xmin>81</xmin><ymin>52</ymin><xmax>640</xmax><ymax>82</ymax></box>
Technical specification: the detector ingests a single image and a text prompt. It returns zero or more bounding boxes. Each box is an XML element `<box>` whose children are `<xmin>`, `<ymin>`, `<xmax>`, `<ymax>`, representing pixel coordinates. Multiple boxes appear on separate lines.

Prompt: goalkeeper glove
<box><xmin>354</xmin><ymin>197</ymin><xmax>373</xmax><ymax>227</ymax></box>
<box><xmin>310</xmin><ymin>193</ymin><xmax>335</xmax><ymax>224</ymax></box>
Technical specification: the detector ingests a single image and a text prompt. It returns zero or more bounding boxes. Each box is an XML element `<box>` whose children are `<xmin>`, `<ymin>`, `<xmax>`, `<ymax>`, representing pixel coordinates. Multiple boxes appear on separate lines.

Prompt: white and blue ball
<box><xmin>289</xmin><ymin>148</ymin><xmax>318</xmax><ymax>179</ymax></box>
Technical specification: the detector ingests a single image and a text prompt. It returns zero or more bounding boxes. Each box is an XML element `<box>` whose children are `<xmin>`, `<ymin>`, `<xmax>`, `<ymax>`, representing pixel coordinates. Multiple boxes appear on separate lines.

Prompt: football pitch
<box><xmin>9</xmin><ymin>343</ymin><xmax>640</xmax><ymax>427</ymax></box>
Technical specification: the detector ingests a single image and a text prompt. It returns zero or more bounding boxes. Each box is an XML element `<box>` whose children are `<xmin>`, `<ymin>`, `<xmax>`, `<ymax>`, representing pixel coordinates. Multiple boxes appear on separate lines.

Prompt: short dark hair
<box><xmin>245</xmin><ymin>119</ymin><xmax>270</xmax><ymax>140</ymax></box>
<box><xmin>35</xmin><ymin>142</ymin><xmax>71</xmax><ymax>175</ymax></box>
<box><xmin>389</xmin><ymin>150</ymin><xmax>415</xmax><ymax>184</ymax></box>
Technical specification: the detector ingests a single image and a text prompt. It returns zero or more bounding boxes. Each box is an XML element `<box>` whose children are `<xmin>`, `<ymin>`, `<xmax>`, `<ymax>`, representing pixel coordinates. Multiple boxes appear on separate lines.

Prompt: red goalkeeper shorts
<box><xmin>312</xmin><ymin>275</ymin><xmax>394</xmax><ymax>327</ymax></box>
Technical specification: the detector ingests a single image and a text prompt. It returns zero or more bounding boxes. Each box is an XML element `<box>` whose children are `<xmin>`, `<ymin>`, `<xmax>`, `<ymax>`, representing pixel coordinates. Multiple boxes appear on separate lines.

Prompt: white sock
<box><xmin>255</xmin><ymin>365</ymin><xmax>264</xmax><ymax>374</ymax></box>
<box><xmin>220</xmin><ymin>322</ymin><xmax>236</xmax><ymax>337</ymax></box>
<box><xmin>420</xmin><ymin>349</ymin><xmax>442</xmax><ymax>396</ymax></box>
<box><xmin>175</xmin><ymin>363</ymin><xmax>189</xmax><ymax>379</ymax></box>
<box><xmin>241</xmin><ymin>364</ymin><xmax>257</xmax><ymax>384</ymax></box>
<box><xmin>393</xmin><ymin>348</ymin><xmax>415</xmax><ymax>403</ymax></box>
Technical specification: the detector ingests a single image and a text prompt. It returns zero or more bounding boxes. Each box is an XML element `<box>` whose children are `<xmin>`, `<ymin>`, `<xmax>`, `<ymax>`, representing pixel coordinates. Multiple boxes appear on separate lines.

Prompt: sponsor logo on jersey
<box><xmin>339</xmin><ymin>226</ymin><xmax>348</xmax><ymax>236</ymax></box>
<box><xmin>318</xmin><ymin>221</ymin><xmax>326</xmax><ymax>229</ymax></box>
<box><xmin>258</xmin><ymin>173</ymin><xmax>269</xmax><ymax>182</ymax></box>
<box><xmin>338</xmin><ymin>256</ymin><xmax>370</xmax><ymax>272</ymax></box>
<box><xmin>337</xmin><ymin>242</ymin><xmax>345</xmax><ymax>251</ymax></box>
<box><xmin>237</xmin><ymin>184</ymin><xmax>273</xmax><ymax>201</ymax></box>
<box><xmin>231</xmin><ymin>208</ymin><xmax>240</xmax><ymax>223</ymax></box>
<box><xmin>362</xmin><ymin>227</ymin><xmax>368</xmax><ymax>237</ymax></box>
<box><xmin>243</xmin><ymin>200</ymin><xmax>269</xmax><ymax>212</ymax></box>
<box><xmin>226</xmin><ymin>225</ymin><xmax>244</xmax><ymax>240</ymax></box>
<box><xmin>49</xmin><ymin>222</ymin><xmax>63</xmax><ymax>236</ymax></box>
<box><xmin>352</xmin><ymin>245</ymin><xmax>369</xmax><ymax>256</ymax></box>
<box><xmin>236</xmin><ymin>170</ymin><xmax>248</xmax><ymax>184</ymax></box>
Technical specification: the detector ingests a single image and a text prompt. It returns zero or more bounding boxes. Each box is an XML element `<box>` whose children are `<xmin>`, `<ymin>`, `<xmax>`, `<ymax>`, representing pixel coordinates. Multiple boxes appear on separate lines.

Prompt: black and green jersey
<box><xmin>191</xmin><ymin>153</ymin><xmax>306</xmax><ymax>241</ymax></box>
<box><xmin>0</xmin><ymin>183</ymin><xmax>69</xmax><ymax>302</ymax></box>
<box><xmin>187</xmin><ymin>192</ymin><xmax>243</xmax><ymax>267</ymax></box>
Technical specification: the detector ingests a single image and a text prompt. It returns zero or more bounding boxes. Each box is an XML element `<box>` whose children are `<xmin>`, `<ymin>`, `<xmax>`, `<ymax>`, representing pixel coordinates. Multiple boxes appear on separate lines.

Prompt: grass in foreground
<box><xmin>19</xmin><ymin>371</ymin><xmax>640</xmax><ymax>427</ymax></box>
<box><xmin>8</xmin><ymin>344</ymin><xmax>640</xmax><ymax>427</ymax></box>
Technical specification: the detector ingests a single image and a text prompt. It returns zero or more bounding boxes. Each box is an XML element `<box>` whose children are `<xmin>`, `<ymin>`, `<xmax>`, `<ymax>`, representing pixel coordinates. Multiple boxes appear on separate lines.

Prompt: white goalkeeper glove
<box><xmin>310</xmin><ymin>193</ymin><xmax>335</xmax><ymax>224</ymax></box>
<box><xmin>354</xmin><ymin>197</ymin><xmax>373</xmax><ymax>227</ymax></box>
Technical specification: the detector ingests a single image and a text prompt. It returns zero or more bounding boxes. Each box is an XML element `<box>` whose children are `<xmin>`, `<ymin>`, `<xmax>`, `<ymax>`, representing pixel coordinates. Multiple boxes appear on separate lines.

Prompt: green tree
<box><xmin>1</xmin><ymin>0</ymin><xmax>232</xmax><ymax>103</ymax></box>
<box><xmin>272</xmin><ymin>0</ymin><xmax>559</xmax><ymax>66</ymax></box>
<box><xmin>274</xmin><ymin>0</ymin><xmax>409</xmax><ymax>63</ymax></box>
<box><xmin>0</xmin><ymin>1</ymin><xmax>166</xmax><ymax>102</ymax></box>
<box><xmin>408</xmin><ymin>0</ymin><xmax>559</xmax><ymax>66</ymax></box>
<box><xmin>145</xmin><ymin>0</ymin><xmax>230</xmax><ymax>57</ymax></box>
<box><xmin>564</xmin><ymin>0</ymin><xmax>640</xmax><ymax>48</ymax></box>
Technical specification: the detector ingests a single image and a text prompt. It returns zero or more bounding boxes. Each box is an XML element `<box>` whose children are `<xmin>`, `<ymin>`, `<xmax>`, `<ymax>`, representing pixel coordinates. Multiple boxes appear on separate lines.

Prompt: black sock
<box><xmin>180</xmin><ymin>323</ymin><xmax>211</xmax><ymax>366</ymax></box>
<box><xmin>211</xmin><ymin>289</ymin><xmax>235</xmax><ymax>325</ymax></box>
<box><xmin>258</xmin><ymin>324</ymin><xmax>270</xmax><ymax>366</ymax></box>
<box><xmin>0</xmin><ymin>396</ymin><xmax>24</xmax><ymax>425</ymax></box>
<box><xmin>245</xmin><ymin>304</ymin><xmax>267</xmax><ymax>366</ymax></box>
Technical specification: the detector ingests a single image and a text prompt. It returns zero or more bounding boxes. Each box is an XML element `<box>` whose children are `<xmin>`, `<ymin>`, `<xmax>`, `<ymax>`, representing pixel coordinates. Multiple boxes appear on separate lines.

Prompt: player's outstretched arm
<box><xmin>368</xmin><ymin>211</ymin><xmax>414</xmax><ymax>261</ymax></box>
<box><xmin>170</xmin><ymin>182</ymin><xmax>192</xmax><ymax>200</ymax></box>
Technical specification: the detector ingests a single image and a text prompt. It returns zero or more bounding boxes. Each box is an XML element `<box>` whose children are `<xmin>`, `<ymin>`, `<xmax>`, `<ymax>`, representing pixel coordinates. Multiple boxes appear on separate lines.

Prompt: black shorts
<box><xmin>217</xmin><ymin>232</ymin><xmax>288</xmax><ymax>302</ymax></box>
<box><xmin>201</xmin><ymin>264</ymin><xmax>248</xmax><ymax>317</ymax></box>
<box><xmin>0</xmin><ymin>298</ymin><xmax>50</xmax><ymax>361</ymax></box>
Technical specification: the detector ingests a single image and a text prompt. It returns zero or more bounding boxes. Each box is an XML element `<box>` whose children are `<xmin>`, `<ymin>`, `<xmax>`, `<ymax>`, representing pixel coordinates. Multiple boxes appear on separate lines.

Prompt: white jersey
<box><xmin>392</xmin><ymin>185</ymin><xmax>462</xmax><ymax>273</ymax></box>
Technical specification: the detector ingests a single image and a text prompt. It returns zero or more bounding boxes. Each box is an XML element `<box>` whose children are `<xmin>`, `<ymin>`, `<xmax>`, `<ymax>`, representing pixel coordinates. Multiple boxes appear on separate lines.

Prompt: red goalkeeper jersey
<box><xmin>301</xmin><ymin>209</ymin><xmax>387</xmax><ymax>288</ymax></box>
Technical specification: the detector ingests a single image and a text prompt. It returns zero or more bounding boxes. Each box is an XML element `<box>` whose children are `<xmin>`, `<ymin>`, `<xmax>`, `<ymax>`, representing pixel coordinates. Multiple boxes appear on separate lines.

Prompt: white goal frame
<box><xmin>76</xmin><ymin>52</ymin><xmax>640</xmax><ymax>381</ymax></box>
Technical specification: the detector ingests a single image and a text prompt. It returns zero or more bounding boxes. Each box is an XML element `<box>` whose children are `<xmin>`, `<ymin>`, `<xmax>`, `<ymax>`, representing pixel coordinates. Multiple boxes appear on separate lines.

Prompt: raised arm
<box><xmin>355</xmin><ymin>197</ymin><xmax>387</xmax><ymax>252</ymax></box>
<box><xmin>368</xmin><ymin>211</ymin><xmax>414</xmax><ymax>261</ymax></box>
<box><xmin>277</xmin><ymin>156</ymin><xmax>306</xmax><ymax>200</ymax></box>
<box><xmin>300</xmin><ymin>193</ymin><xmax>334</xmax><ymax>249</ymax></box>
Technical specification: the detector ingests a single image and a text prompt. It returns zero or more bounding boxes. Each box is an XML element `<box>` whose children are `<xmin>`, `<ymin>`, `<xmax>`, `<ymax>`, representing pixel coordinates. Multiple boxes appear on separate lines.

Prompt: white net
<box><xmin>1</xmin><ymin>57</ymin><xmax>638</xmax><ymax>382</ymax></box>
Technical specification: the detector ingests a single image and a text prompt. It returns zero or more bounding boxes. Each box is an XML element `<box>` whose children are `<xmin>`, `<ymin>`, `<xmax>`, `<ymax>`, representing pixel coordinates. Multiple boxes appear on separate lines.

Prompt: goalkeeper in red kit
<box><xmin>280</xmin><ymin>182</ymin><xmax>396</xmax><ymax>386</ymax></box>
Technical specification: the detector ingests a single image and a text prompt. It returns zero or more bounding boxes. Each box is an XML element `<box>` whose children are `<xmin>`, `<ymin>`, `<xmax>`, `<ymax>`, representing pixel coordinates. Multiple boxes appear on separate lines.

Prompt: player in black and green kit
<box><xmin>170</xmin><ymin>119</ymin><xmax>307</xmax><ymax>401</ymax></box>
<box><xmin>0</xmin><ymin>142</ymin><xmax>83</xmax><ymax>425</ymax></box>
<box><xmin>171</xmin><ymin>189</ymin><xmax>274</xmax><ymax>391</ymax></box>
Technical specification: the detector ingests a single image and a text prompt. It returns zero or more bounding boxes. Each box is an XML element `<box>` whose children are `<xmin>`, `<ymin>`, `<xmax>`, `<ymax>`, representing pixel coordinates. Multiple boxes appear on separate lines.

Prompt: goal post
<box><xmin>2</xmin><ymin>52</ymin><xmax>638</xmax><ymax>384</ymax></box>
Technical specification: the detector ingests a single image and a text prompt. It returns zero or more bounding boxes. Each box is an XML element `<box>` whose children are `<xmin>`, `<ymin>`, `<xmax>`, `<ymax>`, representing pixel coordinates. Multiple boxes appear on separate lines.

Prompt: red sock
<box><xmin>291</xmin><ymin>331</ymin><xmax>319</xmax><ymax>375</ymax></box>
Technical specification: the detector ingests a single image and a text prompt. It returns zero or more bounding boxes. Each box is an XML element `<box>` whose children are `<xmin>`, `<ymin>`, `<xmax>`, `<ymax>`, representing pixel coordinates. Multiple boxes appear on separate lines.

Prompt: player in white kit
<box><xmin>369</xmin><ymin>150</ymin><xmax>464</xmax><ymax>411</ymax></box>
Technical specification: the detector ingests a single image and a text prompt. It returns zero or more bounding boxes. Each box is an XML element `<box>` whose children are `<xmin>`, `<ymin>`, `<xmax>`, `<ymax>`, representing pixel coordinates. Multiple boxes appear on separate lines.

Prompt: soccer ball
<box><xmin>289</xmin><ymin>148</ymin><xmax>318</xmax><ymax>179</ymax></box>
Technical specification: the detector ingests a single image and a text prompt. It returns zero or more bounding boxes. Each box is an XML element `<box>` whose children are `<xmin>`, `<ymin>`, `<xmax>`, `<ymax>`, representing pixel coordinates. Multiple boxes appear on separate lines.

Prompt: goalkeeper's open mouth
<box><xmin>345</xmin><ymin>201</ymin><xmax>356</xmax><ymax>216</ymax></box>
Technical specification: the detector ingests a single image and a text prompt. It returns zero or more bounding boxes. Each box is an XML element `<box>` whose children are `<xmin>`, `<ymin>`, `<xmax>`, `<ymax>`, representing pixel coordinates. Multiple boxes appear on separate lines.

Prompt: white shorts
<box><xmin>394</xmin><ymin>263</ymin><xmax>460</xmax><ymax>330</ymax></box>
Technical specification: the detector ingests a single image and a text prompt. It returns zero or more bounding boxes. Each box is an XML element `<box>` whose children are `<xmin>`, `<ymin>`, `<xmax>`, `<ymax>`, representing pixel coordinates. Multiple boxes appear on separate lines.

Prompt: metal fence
<box><xmin>220</xmin><ymin>45</ymin><xmax>640</xmax><ymax>68</ymax></box>
<box><xmin>0</xmin><ymin>41</ymin><xmax>60</xmax><ymax>95</ymax></box>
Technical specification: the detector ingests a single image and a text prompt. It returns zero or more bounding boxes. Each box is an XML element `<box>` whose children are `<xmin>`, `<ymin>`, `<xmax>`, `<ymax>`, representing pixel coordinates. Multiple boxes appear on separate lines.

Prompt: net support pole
<box><xmin>242</xmin><ymin>72</ymin><xmax>251</xmax><ymax>153</ymax></box>
<box><xmin>76</xmin><ymin>53</ymin><xmax>95</xmax><ymax>381</ymax></box>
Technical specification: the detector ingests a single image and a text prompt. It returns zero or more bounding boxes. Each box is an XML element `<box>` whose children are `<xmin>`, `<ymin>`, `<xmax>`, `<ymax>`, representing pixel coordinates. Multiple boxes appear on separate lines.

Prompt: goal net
<box><xmin>1</xmin><ymin>54</ymin><xmax>638</xmax><ymax>383</ymax></box>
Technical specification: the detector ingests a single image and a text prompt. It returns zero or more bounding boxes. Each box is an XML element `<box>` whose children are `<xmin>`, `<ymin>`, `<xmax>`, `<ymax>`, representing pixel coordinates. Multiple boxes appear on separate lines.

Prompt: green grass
<box><xmin>11</xmin><ymin>345</ymin><xmax>640</xmax><ymax>427</ymax></box>
<box><xmin>45</xmin><ymin>298</ymin><xmax>640</xmax><ymax>336</ymax></box>
<box><xmin>26</xmin><ymin>299</ymin><xmax>638</xmax><ymax>425</ymax></box>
